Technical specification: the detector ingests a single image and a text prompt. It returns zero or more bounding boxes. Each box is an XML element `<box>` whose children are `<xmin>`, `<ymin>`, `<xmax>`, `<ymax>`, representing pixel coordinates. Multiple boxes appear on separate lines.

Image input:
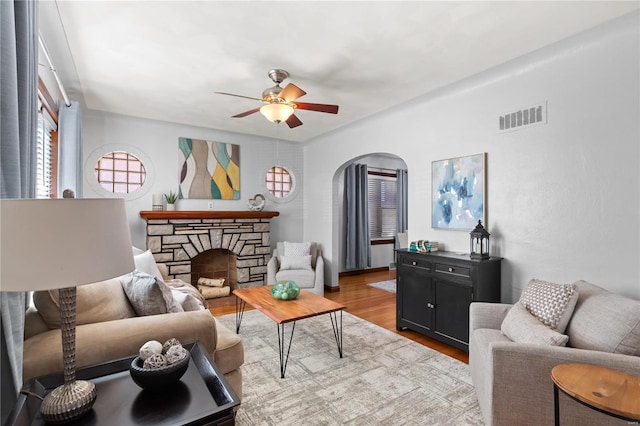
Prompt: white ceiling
<box><xmin>39</xmin><ymin>1</ymin><xmax>639</xmax><ymax>143</ymax></box>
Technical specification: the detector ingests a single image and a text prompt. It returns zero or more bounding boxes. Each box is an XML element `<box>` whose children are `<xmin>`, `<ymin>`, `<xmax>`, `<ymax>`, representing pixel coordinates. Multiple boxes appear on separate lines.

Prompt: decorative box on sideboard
<box><xmin>395</xmin><ymin>249</ymin><xmax>502</xmax><ymax>352</ymax></box>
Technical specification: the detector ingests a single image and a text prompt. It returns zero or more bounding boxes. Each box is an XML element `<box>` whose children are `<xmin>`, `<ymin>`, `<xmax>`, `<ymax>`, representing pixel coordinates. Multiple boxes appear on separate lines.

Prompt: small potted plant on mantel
<box><xmin>164</xmin><ymin>191</ymin><xmax>178</xmax><ymax>211</ymax></box>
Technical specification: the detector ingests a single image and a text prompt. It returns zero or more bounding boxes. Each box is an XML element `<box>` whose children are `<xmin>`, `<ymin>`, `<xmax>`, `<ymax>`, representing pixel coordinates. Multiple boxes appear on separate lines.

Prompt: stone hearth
<box><xmin>139</xmin><ymin>211</ymin><xmax>279</xmax><ymax>289</ymax></box>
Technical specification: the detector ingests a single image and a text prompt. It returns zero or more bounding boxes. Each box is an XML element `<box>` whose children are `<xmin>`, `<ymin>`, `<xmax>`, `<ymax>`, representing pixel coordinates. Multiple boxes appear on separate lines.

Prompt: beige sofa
<box><xmin>469</xmin><ymin>280</ymin><xmax>640</xmax><ymax>426</ymax></box>
<box><xmin>23</xmin><ymin>270</ymin><xmax>244</xmax><ymax>398</ymax></box>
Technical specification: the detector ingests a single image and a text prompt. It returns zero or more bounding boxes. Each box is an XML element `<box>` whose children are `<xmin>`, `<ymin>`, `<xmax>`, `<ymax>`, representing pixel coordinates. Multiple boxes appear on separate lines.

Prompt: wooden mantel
<box><xmin>139</xmin><ymin>210</ymin><xmax>280</xmax><ymax>220</ymax></box>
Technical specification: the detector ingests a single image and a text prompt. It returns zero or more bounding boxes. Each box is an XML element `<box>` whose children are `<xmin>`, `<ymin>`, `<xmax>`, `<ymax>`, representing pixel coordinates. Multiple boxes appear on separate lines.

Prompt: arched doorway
<box><xmin>329</xmin><ymin>153</ymin><xmax>408</xmax><ymax>289</ymax></box>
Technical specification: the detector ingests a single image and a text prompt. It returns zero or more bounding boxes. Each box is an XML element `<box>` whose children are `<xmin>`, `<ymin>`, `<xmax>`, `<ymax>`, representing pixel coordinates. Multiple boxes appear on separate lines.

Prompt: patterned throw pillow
<box><xmin>283</xmin><ymin>241</ymin><xmax>311</xmax><ymax>257</ymax></box>
<box><xmin>519</xmin><ymin>279</ymin><xmax>579</xmax><ymax>333</ymax></box>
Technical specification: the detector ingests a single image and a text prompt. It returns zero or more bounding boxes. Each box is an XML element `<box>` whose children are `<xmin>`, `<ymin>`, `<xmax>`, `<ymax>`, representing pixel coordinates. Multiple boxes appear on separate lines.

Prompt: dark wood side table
<box><xmin>6</xmin><ymin>342</ymin><xmax>240</xmax><ymax>426</ymax></box>
<box><xmin>551</xmin><ymin>363</ymin><xmax>640</xmax><ymax>425</ymax></box>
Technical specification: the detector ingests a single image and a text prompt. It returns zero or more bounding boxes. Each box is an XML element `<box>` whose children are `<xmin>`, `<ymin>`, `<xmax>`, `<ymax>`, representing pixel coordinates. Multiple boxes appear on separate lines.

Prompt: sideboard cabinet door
<box><xmin>397</xmin><ymin>261</ymin><xmax>433</xmax><ymax>333</ymax></box>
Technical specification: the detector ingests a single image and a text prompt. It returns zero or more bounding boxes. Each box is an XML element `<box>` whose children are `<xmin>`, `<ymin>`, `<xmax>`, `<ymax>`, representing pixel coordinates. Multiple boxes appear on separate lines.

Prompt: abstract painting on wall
<box><xmin>178</xmin><ymin>137</ymin><xmax>240</xmax><ymax>200</ymax></box>
<box><xmin>432</xmin><ymin>152</ymin><xmax>485</xmax><ymax>230</ymax></box>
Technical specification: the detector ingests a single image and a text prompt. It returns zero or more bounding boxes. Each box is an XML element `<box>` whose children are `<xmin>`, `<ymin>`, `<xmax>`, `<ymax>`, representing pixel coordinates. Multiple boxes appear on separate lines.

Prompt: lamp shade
<box><xmin>260</xmin><ymin>103</ymin><xmax>294</xmax><ymax>123</ymax></box>
<box><xmin>0</xmin><ymin>198</ymin><xmax>135</xmax><ymax>291</ymax></box>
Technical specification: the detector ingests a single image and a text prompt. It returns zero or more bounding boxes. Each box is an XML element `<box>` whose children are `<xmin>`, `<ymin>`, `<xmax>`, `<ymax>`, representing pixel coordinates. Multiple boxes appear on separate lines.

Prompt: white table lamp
<box><xmin>0</xmin><ymin>198</ymin><xmax>135</xmax><ymax>424</ymax></box>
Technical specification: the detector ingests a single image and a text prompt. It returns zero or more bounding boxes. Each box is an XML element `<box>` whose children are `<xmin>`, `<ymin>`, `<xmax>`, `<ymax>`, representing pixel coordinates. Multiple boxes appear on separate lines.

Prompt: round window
<box><xmin>266</xmin><ymin>166</ymin><xmax>292</xmax><ymax>199</ymax></box>
<box><xmin>95</xmin><ymin>151</ymin><xmax>146</xmax><ymax>194</ymax></box>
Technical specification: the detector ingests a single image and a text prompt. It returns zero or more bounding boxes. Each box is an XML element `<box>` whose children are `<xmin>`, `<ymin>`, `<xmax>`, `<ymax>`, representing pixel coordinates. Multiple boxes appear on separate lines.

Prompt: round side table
<box><xmin>551</xmin><ymin>363</ymin><xmax>640</xmax><ymax>425</ymax></box>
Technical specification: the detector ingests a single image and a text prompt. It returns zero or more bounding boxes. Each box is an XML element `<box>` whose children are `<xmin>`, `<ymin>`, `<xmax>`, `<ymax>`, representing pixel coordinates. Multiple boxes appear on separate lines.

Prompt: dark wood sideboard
<box><xmin>396</xmin><ymin>249</ymin><xmax>502</xmax><ymax>352</ymax></box>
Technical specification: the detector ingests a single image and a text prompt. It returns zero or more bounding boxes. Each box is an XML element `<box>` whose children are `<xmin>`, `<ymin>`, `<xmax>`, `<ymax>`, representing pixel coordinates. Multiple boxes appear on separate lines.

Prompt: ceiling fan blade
<box><xmin>279</xmin><ymin>83</ymin><xmax>306</xmax><ymax>102</ymax></box>
<box><xmin>286</xmin><ymin>114</ymin><xmax>303</xmax><ymax>128</ymax></box>
<box><xmin>232</xmin><ymin>107</ymin><xmax>261</xmax><ymax>118</ymax></box>
<box><xmin>295</xmin><ymin>102</ymin><xmax>339</xmax><ymax>114</ymax></box>
<box><xmin>215</xmin><ymin>91</ymin><xmax>262</xmax><ymax>102</ymax></box>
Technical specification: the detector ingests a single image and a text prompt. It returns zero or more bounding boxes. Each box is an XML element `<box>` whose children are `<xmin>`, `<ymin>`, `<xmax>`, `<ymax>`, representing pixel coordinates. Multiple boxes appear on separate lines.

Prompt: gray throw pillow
<box><xmin>501</xmin><ymin>302</ymin><xmax>569</xmax><ymax>346</ymax></box>
<box><xmin>120</xmin><ymin>271</ymin><xmax>183</xmax><ymax>316</ymax></box>
<box><xmin>567</xmin><ymin>280</ymin><xmax>640</xmax><ymax>355</ymax></box>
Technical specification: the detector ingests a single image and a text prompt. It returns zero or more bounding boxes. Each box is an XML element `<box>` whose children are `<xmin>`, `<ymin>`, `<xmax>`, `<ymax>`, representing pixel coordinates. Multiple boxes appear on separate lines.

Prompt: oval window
<box><xmin>94</xmin><ymin>151</ymin><xmax>146</xmax><ymax>194</ymax></box>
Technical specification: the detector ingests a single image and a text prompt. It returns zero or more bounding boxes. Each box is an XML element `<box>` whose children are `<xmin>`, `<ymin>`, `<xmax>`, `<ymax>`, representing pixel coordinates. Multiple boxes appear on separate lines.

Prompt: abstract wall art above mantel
<box><xmin>432</xmin><ymin>152</ymin><xmax>486</xmax><ymax>230</ymax></box>
<box><xmin>178</xmin><ymin>137</ymin><xmax>240</xmax><ymax>200</ymax></box>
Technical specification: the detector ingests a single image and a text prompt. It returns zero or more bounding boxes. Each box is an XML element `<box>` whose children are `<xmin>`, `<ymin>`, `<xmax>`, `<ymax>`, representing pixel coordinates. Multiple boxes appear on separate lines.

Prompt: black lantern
<box><xmin>470</xmin><ymin>220</ymin><xmax>490</xmax><ymax>259</ymax></box>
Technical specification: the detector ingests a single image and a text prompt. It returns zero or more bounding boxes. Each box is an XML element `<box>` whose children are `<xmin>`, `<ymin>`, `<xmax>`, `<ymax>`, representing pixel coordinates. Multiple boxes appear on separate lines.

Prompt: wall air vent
<box><xmin>498</xmin><ymin>101</ymin><xmax>547</xmax><ymax>133</ymax></box>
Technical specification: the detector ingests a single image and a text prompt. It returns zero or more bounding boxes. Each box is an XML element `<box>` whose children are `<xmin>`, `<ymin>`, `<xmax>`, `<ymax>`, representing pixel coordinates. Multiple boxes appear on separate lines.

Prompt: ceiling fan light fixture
<box><xmin>260</xmin><ymin>103</ymin><xmax>294</xmax><ymax>123</ymax></box>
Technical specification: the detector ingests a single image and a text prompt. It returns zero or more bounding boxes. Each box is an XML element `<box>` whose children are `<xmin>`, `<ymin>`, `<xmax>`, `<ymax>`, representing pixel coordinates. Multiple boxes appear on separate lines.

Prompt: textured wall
<box><xmin>82</xmin><ymin>112</ymin><xmax>305</xmax><ymax>250</ymax></box>
<box><xmin>304</xmin><ymin>12</ymin><xmax>640</xmax><ymax>300</ymax></box>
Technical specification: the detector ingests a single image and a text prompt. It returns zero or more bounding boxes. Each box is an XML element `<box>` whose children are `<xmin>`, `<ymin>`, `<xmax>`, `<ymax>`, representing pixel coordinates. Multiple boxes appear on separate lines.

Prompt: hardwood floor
<box><xmin>209</xmin><ymin>269</ymin><xmax>469</xmax><ymax>364</ymax></box>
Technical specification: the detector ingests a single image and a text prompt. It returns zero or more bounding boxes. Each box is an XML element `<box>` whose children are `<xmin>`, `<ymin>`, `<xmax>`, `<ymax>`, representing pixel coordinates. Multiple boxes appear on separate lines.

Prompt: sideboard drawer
<box><xmin>401</xmin><ymin>256</ymin><xmax>431</xmax><ymax>270</ymax></box>
<box><xmin>435</xmin><ymin>263</ymin><xmax>471</xmax><ymax>278</ymax></box>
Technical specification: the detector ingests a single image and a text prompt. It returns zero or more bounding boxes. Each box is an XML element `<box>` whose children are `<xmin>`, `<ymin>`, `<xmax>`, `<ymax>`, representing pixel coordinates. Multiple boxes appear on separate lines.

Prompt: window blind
<box><xmin>36</xmin><ymin>109</ymin><xmax>56</xmax><ymax>199</ymax></box>
<box><xmin>368</xmin><ymin>175</ymin><xmax>397</xmax><ymax>239</ymax></box>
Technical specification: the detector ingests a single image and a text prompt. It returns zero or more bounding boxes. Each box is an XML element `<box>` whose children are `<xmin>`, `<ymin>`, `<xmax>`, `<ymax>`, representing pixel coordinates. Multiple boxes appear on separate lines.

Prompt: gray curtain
<box><xmin>396</xmin><ymin>168</ymin><xmax>408</xmax><ymax>233</ymax></box>
<box><xmin>1</xmin><ymin>0</ymin><xmax>37</xmax><ymax>198</ymax></box>
<box><xmin>345</xmin><ymin>163</ymin><xmax>370</xmax><ymax>270</ymax></box>
<box><xmin>1</xmin><ymin>0</ymin><xmax>38</xmax><ymax>421</ymax></box>
<box><xmin>58</xmin><ymin>101</ymin><xmax>83</xmax><ymax>197</ymax></box>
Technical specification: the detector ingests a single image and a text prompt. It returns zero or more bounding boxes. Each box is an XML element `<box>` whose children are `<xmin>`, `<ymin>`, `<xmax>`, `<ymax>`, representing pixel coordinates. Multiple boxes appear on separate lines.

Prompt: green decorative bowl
<box><xmin>271</xmin><ymin>281</ymin><xmax>300</xmax><ymax>301</ymax></box>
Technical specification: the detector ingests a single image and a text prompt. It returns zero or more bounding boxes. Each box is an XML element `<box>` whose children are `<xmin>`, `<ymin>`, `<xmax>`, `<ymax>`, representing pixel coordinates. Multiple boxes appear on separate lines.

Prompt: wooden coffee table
<box><xmin>233</xmin><ymin>286</ymin><xmax>346</xmax><ymax>378</ymax></box>
<box><xmin>551</xmin><ymin>363</ymin><xmax>640</xmax><ymax>425</ymax></box>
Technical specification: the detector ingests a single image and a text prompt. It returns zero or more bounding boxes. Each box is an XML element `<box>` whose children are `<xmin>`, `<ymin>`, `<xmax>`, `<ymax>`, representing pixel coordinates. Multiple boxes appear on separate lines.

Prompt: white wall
<box><xmin>81</xmin><ymin>112</ymin><xmax>305</xmax><ymax>249</ymax></box>
<box><xmin>304</xmin><ymin>12</ymin><xmax>640</xmax><ymax>301</ymax></box>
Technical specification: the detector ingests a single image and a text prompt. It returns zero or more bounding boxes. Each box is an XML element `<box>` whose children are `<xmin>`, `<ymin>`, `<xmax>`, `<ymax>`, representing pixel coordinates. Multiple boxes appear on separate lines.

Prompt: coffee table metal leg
<box><xmin>554</xmin><ymin>383</ymin><xmax>560</xmax><ymax>426</ymax></box>
<box><xmin>329</xmin><ymin>310</ymin><xmax>343</xmax><ymax>358</ymax></box>
<box><xmin>277</xmin><ymin>321</ymin><xmax>296</xmax><ymax>378</ymax></box>
<box><xmin>235</xmin><ymin>297</ymin><xmax>246</xmax><ymax>334</ymax></box>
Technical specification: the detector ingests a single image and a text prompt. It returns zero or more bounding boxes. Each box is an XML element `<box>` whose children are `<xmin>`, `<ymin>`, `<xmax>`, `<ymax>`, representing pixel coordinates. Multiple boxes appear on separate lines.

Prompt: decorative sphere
<box><xmin>143</xmin><ymin>353</ymin><xmax>167</xmax><ymax>369</ymax></box>
<box><xmin>271</xmin><ymin>280</ymin><xmax>300</xmax><ymax>301</ymax></box>
<box><xmin>162</xmin><ymin>338</ymin><xmax>181</xmax><ymax>354</ymax></box>
<box><xmin>139</xmin><ymin>340</ymin><xmax>163</xmax><ymax>360</ymax></box>
<box><xmin>165</xmin><ymin>345</ymin><xmax>188</xmax><ymax>364</ymax></box>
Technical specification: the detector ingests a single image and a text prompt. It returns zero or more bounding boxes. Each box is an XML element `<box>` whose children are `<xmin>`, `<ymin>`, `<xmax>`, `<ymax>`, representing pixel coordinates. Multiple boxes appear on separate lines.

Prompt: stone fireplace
<box><xmin>139</xmin><ymin>211</ymin><xmax>279</xmax><ymax>303</ymax></box>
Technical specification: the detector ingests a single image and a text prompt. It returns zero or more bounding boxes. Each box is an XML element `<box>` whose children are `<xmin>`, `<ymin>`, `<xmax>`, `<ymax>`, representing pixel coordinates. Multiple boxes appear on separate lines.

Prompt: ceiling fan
<box><xmin>215</xmin><ymin>69</ymin><xmax>339</xmax><ymax>128</ymax></box>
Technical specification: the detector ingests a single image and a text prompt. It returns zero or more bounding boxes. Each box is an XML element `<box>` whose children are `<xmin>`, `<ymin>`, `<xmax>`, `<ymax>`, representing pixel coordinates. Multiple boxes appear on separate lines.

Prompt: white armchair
<box><xmin>266</xmin><ymin>241</ymin><xmax>324</xmax><ymax>296</ymax></box>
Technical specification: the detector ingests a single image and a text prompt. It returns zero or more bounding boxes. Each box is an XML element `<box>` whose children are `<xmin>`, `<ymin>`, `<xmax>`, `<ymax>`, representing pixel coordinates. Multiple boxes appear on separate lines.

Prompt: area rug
<box><xmin>367</xmin><ymin>279</ymin><xmax>397</xmax><ymax>293</ymax></box>
<box><xmin>217</xmin><ymin>310</ymin><xmax>482</xmax><ymax>425</ymax></box>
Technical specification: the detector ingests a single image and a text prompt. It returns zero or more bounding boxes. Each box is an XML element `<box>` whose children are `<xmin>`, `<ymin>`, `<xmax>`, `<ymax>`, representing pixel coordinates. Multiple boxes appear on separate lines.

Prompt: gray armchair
<box><xmin>266</xmin><ymin>242</ymin><xmax>324</xmax><ymax>296</ymax></box>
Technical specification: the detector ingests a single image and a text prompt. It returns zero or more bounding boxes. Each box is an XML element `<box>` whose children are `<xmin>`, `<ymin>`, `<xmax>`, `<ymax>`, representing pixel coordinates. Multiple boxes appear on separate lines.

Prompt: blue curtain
<box><xmin>345</xmin><ymin>163</ymin><xmax>370</xmax><ymax>270</ymax></box>
<box><xmin>0</xmin><ymin>0</ymin><xmax>37</xmax><ymax>421</ymax></box>
<box><xmin>396</xmin><ymin>168</ymin><xmax>408</xmax><ymax>233</ymax></box>
<box><xmin>58</xmin><ymin>101</ymin><xmax>83</xmax><ymax>197</ymax></box>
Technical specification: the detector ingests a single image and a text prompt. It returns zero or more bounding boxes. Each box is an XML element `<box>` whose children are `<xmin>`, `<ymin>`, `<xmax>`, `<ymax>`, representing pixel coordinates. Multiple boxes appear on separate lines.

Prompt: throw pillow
<box><xmin>279</xmin><ymin>255</ymin><xmax>313</xmax><ymax>271</ymax></box>
<box><xmin>284</xmin><ymin>241</ymin><xmax>311</xmax><ymax>257</ymax></box>
<box><xmin>566</xmin><ymin>280</ymin><xmax>640</xmax><ymax>356</ymax></box>
<box><xmin>33</xmin><ymin>278</ymin><xmax>136</xmax><ymax>329</ymax></box>
<box><xmin>133</xmin><ymin>250</ymin><xmax>164</xmax><ymax>282</ymax></box>
<box><xmin>501</xmin><ymin>302</ymin><xmax>569</xmax><ymax>346</ymax></box>
<box><xmin>171</xmin><ymin>289</ymin><xmax>204</xmax><ymax>311</ymax></box>
<box><xmin>519</xmin><ymin>278</ymin><xmax>579</xmax><ymax>333</ymax></box>
<box><xmin>120</xmin><ymin>271</ymin><xmax>183</xmax><ymax>316</ymax></box>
